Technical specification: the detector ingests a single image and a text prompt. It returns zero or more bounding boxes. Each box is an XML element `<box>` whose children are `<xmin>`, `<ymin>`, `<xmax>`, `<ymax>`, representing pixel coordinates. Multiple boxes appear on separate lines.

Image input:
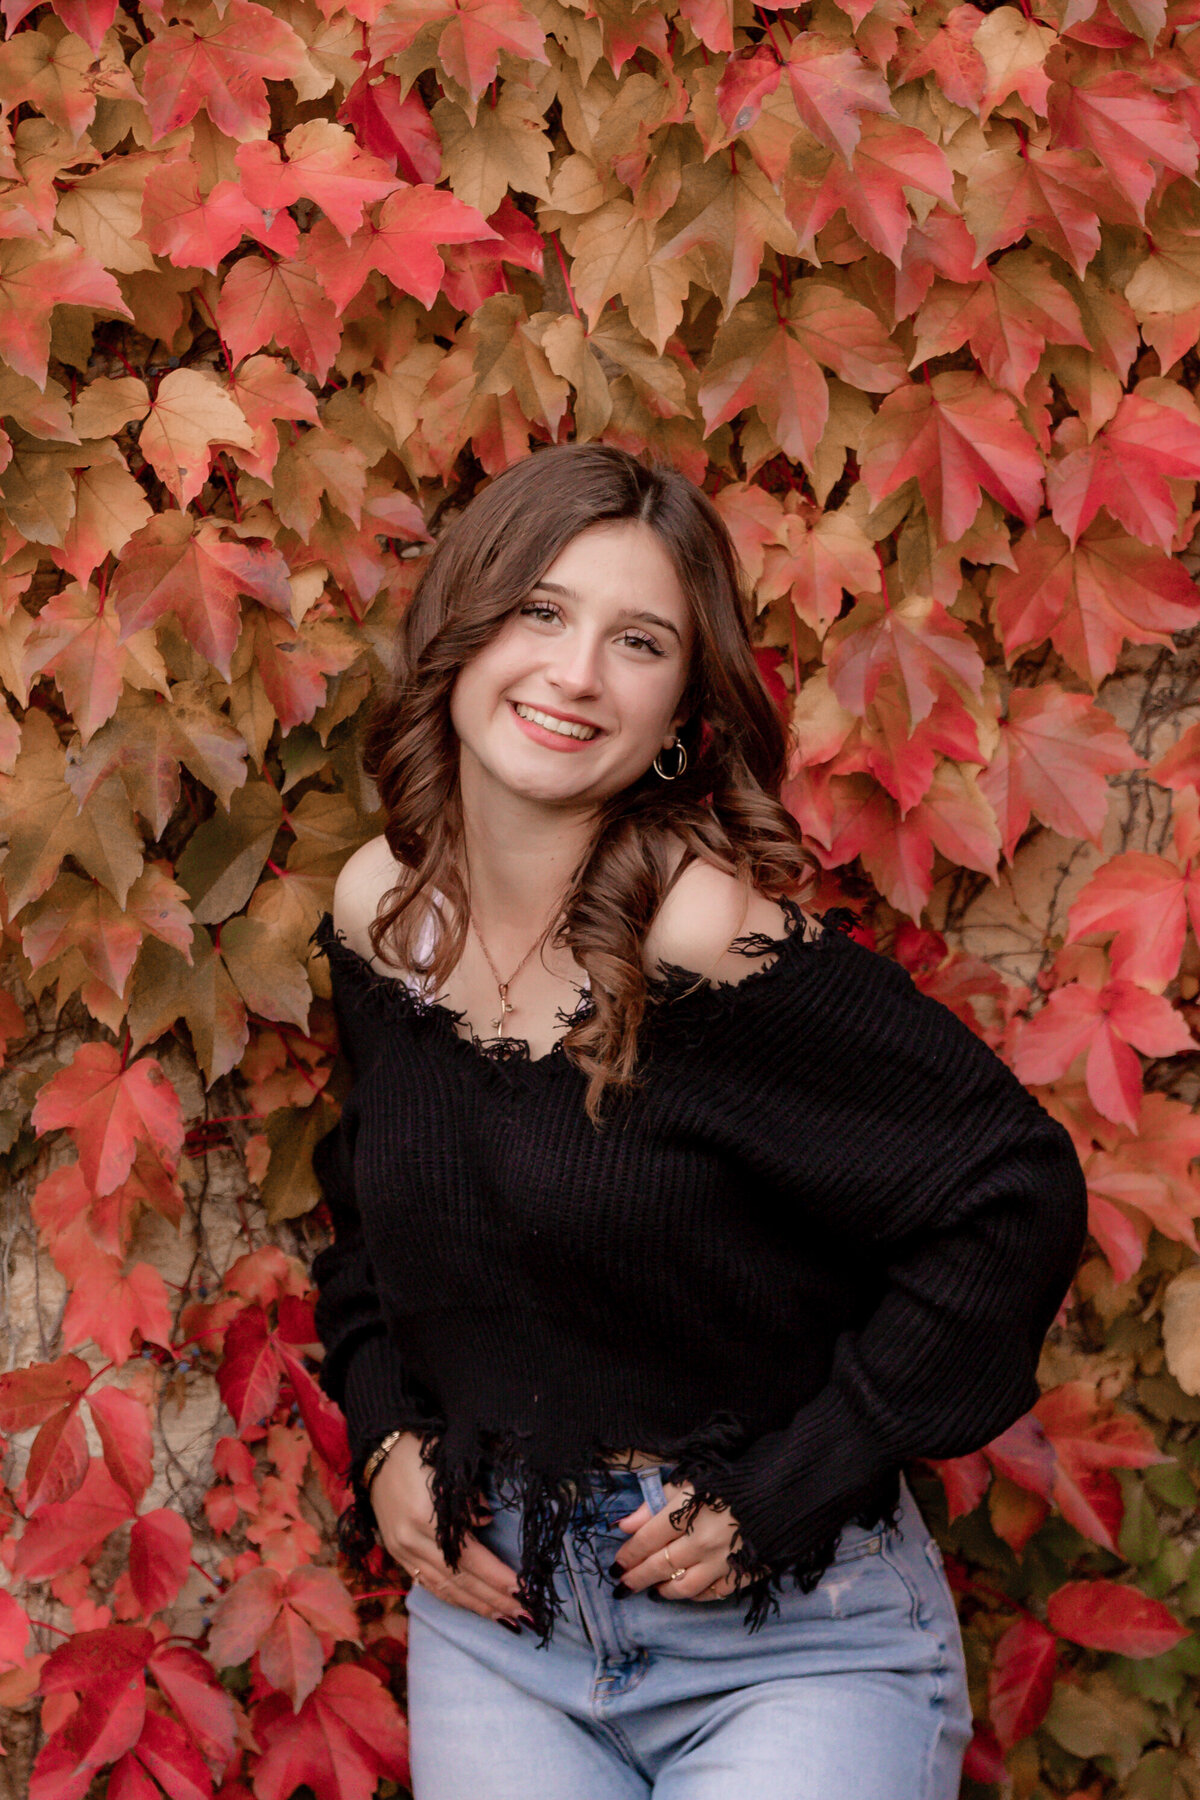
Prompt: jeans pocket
<box><xmin>830</xmin><ymin>1523</ymin><xmax>887</xmax><ymax>1564</ymax></box>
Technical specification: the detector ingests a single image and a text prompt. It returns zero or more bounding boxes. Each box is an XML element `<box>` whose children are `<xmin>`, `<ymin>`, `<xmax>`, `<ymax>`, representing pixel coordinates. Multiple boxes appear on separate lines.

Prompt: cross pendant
<box><xmin>491</xmin><ymin>987</ymin><xmax>514</xmax><ymax>1036</ymax></box>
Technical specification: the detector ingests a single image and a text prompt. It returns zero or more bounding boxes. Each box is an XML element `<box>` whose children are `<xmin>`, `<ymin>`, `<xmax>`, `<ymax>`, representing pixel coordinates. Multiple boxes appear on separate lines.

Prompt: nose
<box><xmin>545</xmin><ymin>627</ymin><xmax>603</xmax><ymax>698</ymax></box>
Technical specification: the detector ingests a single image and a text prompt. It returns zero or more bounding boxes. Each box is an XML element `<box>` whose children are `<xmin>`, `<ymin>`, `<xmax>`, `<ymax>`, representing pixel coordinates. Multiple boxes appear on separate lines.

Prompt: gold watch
<box><xmin>361</xmin><ymin>1428</ymin><xmax>405</xmax><ymax>1494</ymax></box>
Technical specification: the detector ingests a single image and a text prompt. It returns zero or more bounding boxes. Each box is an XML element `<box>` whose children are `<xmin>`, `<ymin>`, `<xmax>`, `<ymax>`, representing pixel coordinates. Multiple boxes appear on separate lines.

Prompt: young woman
<box><xmin>310</xmin><ymin>444</ymin><xmax>1088</xmax><ymax>1799</ymax></box>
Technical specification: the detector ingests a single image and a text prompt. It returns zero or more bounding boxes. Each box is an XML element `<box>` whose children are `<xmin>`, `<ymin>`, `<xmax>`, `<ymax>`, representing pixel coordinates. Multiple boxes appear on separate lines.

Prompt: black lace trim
<box><xmin>311</xmin><ymin>899</ymin><xmax>859</xmax><ymax>1077</ymax></box>
<box><xmin>312</xmin><ymin>913</ymin><xmax>593</xmax><ymax>1071</ymax></box>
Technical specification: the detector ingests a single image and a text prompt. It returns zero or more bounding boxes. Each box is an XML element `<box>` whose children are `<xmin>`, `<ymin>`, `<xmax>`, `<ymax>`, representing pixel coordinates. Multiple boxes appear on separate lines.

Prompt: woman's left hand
<box><xmin>611</xmin><ymin>1481</ymin><xmax>745</xmax><ymax>1601</ymax></box>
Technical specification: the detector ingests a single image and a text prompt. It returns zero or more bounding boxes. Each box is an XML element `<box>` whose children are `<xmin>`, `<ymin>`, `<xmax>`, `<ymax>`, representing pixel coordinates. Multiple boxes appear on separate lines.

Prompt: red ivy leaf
<box><xmin>991</xmin><ymin>515</ymin><xmax>1200</xmax><ymax>687</ymax></box>
<box><xmin>251</xmin><ymin>1663</ymin><xmax>410</xmax><ymax>1800</ymax></box>
<box><xmin>0</xmin><ymin>1591</ymin><xmax>31</xmax><ymax>1673</ymax></box>
<box><xmin>148</xmin><ymin>1644</ymin><xmax>237</xmax><ymax>1771</ymax></box>
<box><xmin>126</xmin><ymin>1707</ymin><xmax>214</xmax><ymax>1800</ymax></box>
<box><xmin>216</xmin><ymin>1304</ymin><xmax>283</xmax><ymax>1434</ymax></box>
<box><xmin>0</xmin><ymin>1354</ymin><xmax>92</xmax><ymax>1433</ymax></box>
<box><xmin>129</xmin><ymin>1510</ymin><xmax>193</xmax><ymax>1615</ymax></box>
<box><xmin>1046</xmin><ymin>1580</ymin><xmax>1190</xmax><ymax>1657</ymax></box>
<box><xmin>338</xmin><ymin>69</ymin><xmax>443</xmax><ymax>184</ymax></box>
<box><xmin>19</xmin><ymin>1400</ymin><xmax>89</xmax><ymax>1514</ymax></box>
<box><xmin>87</xmin><ymin>1385</ymin><xmax>153</xmax><ymax>1506</ymax></box>
<box><xmin>988</xmin><ymin>1616</ymin><xmax>1058</xmax><ymax>1750</ymax></box>
<box><xmin>15</xmin><ymin>1461</ymin><xmax>136</xmax><ymax>1582</ymax></box>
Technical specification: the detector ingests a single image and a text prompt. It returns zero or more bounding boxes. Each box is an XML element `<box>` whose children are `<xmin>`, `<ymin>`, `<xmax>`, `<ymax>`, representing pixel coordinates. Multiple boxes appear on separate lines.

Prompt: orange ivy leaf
<box><xmin>991</xmin><ymin>514</ymin><xmax>1200</xmax><ymax>686</ymax></box>
<box><xmin>237</xmin><ymin>121</ymin><xmax>400</xmax><ymax>238</ymax></box>
<box><xmin>699</xmin><ymin>281</ymin><xmax>905</xmax><ymax>468</ymax></box>
<box><xmin>978</xmin><ymin>685</ymin><xmax>1143</xmax><ymax>861</ymax></box>
<box><xmin>1066</xmin><ymin>850</ymin><xmax>1200</xmax><ymax>991</ymax></box>
<box><xmin>825</xmin><ymin>591</ymin><xmax>985</xmax><ymax>728</ymax></box>
<box><xmin>1047</xmin><ymin>69</ymin><xmax>1196</xmax><ymax>221</ymax></box>
<box><xmin>964</xmin><ymin>141</ymin><xmax>1108</xmax><ymax>279</ymax></box>
<box><xmin>1046</xmin><ymin>391</ymin><xmax>1200</xmax><ymax>551</ymax></box>
<box><xmin>0</xmin><ymin>238</ymin><xmax>130</xmax><ymax>386</ymax></box>
<box><xmin>757</xmin><ymin>501</ymin><xmax>880</xmax><ymax>638</ymax></box>
<box><xmin>784</xmin><ymin>115</ymin><xmax>954</xmax><ymax>266</ymax></box>
<box><xmin>1011</xmin><ymin>981</ymin><xmax>1194</xmax><ymax>1130</ymax></box>
<box><xmin>141</xmin><ymin>162</ymin><xmax>272</xmax><ymax>273</ymax></box>
<box><xmin>137</xmin><ymin>369</ymin><xmax>255</xmax><ymax>509</ymax></box>
<box><xmin>861</xmin><ymin>371</ymin><xmax>1043</xmax><ymax>542</ymax></box>
<box><xmin>60</xmin><ymin>1257</ymin><xmax>174</xmax><ymax>1364</ymax></box>
<box><xmin>304</xmin><ymin>185</ymin><xmax>499</xmax><ymax>312</ymax></box>
<box><xmin>910</xmin><ymin>250</ymin><xmax>1088</xmax><ymax>398</ymax></box>
<box><xmin>896</xmin><ymin>4</ymin><xmax>985</xmax><ymax>114</ymax></box>
<box><xmin>371</xmin><ymin>0</ymin><xmax>548</xmax><ymax>101</ymax></box>
<box><xmin>111</xmin><ymin>514</ymin><xmax>293</xmax><ymax>680</ymax></box>
<box><xmin>141</xmin><ymin>0</ymin><xmax>308</xmax><ymax>141</ymax></box>
<box><xmin>22</xmin><ymin>580</ymin><xmax>167</xmax><ymax>747</ymax></box>
<box><xmin>784</xmin><ymin>35</ymin><xmax>892</xmax><ymax>163</ymax></box>
<box><xmin>217</xmin><ymin>255</ymin><xmax>342</xmax><ymax>383</ymax></box>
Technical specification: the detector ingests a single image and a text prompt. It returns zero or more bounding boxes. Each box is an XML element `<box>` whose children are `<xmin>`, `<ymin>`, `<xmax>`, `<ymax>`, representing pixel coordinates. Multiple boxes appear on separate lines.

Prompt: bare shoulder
<box><xmin>642</xmin><ymin>860</ymin><xmax>819</xmax><ymax>985</ymax></box>
<box><xmin>332</xmin><ymin>835</ymin><xmax>407</xmax><ymax>959</ymax></box>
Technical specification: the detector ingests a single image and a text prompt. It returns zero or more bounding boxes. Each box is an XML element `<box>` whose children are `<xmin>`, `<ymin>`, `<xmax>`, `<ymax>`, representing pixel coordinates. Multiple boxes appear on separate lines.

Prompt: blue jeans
<box><xmin>405</xmin><ymin>1460</ymin><xmax>973</xmax><ymax>1798</ymax></box>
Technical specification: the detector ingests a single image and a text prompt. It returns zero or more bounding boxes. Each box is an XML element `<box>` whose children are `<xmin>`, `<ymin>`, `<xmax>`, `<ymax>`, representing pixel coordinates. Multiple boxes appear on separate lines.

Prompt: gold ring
<box><xmin>662</xmin><ymin>1545</ymin><xmax>678</xmax><ymax>1572</ymax></box>
<box><xmin>669</xmin><ymin>1566</ymin><xmax>687</xmax><ymax>1582</ymax></box>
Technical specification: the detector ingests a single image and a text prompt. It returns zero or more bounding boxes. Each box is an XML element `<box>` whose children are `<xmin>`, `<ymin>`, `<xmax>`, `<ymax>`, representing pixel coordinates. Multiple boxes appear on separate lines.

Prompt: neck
<box><xmin>456</xmin><ymin>755</ymin><xmax>599</xmax><ymax>934</ymax></box>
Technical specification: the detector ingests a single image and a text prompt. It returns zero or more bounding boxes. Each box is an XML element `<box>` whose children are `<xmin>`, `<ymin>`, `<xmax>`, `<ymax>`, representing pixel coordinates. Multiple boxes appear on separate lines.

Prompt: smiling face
<box><xmin>448</xmin><ymin>518</ymin><xmax>695</xmax><ymax>810</ymax></box>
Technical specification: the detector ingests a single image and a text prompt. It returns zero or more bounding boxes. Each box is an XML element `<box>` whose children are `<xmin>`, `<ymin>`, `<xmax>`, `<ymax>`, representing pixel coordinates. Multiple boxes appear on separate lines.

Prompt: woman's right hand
<box><xmin>369</xmin><ymin>1432</ymin><xmax>531</xmax><ymax>1627</ymax></box>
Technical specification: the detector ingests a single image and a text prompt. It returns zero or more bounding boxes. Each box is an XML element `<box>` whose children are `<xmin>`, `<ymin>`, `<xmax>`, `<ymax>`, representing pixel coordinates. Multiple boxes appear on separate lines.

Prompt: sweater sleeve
<box><xmin>689</xmin><ymin>924</ymin><xmax>1089</xmax><ymax>1570</ymax></box>
<box><xmin>309</xmin><ymin>937</ymin><xmax>445</xmax><ymax>1470</ymax></box>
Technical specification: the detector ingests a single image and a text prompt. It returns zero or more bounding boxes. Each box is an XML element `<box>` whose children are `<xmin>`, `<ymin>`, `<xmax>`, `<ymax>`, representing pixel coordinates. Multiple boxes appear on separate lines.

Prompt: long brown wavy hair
<box><xmin>362</xmin><ymin>443</ymin><xmax>818</xmax><ymax>1121</ymax></box>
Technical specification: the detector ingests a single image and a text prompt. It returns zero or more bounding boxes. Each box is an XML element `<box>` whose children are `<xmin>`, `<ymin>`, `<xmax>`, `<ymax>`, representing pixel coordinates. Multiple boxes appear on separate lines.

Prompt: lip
<box><xmin>508</xmin><ymin>699</ymin><xmax>605</xmax><ymax>752</ymax></box>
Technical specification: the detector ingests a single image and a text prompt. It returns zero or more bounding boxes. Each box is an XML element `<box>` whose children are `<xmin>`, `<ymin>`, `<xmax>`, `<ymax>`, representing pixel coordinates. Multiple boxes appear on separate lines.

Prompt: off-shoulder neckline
<box><xmin>311</xmin><ymin>899</ymin><xmax>860</xmax><ymax>1078</ymax></box>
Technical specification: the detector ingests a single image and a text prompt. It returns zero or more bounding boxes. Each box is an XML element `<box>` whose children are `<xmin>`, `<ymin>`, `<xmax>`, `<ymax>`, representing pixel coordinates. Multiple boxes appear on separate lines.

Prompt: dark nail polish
<box><xmin>517</xmin><ymin>1612</ymin><xmax>536</xmax><ymax>1628</ymax></box>
<box><xmin>498</xmin><ymin>1617</ymin><xmax>523</xmax><ymax>1634</ymax></box>
<box><xmin>646</xmin><ymin>1587</ymin><xmax>663</xmax><ymax>1603</ymax></box>
<box><xmin>607</xmin><ymin>1559</ymin><xmax>624</xmax><ymax>1579</ymax></box>
<box><xmin>612</xmin><ymin>1582</ymin><xmax>633</xmax><ymax>1600</ymax></box>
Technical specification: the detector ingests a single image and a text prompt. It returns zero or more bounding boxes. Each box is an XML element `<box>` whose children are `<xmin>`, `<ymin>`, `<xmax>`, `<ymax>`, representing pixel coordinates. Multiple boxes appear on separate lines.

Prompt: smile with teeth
<box><xmin>513</xmin><ymin>703</ymin><xmax>600</xmax><ymax>741</ymax></box>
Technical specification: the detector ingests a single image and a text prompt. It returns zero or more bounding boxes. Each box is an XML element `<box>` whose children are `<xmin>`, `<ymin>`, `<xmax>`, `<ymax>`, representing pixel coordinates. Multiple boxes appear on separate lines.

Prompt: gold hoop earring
<box><xmin>653</xmin><ymin>739</ymin><xmax>687</xmax><ymax>780</ymax></box>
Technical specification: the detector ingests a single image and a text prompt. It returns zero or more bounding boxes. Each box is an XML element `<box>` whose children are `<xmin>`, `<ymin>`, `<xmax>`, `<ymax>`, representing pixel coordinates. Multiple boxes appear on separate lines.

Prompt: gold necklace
<box><xmin>467</xmin><ymin>906</ymin><xmax>566</xmax><ymax>1037</ymax></box>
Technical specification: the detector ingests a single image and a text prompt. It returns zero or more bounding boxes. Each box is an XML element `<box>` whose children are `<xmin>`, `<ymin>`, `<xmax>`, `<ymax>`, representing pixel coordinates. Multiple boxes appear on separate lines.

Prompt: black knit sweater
<box><xmin>310</xmin><ymin>901</ymin><xmax>1088</xmax><ymax>1645</ymax></box>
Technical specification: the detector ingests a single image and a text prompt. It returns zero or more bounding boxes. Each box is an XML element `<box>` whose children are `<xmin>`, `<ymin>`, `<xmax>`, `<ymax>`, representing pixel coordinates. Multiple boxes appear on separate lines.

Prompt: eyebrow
<box><xmin>532</xmin><ymin>581</ymin><xmax>683</xmax><ymax>642</ymax></box>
